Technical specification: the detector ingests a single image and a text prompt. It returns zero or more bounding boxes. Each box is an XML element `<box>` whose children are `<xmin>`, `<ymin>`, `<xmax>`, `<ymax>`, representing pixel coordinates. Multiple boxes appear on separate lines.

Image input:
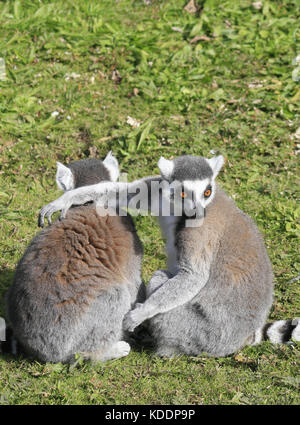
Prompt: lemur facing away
<box><xmin>38</xmin><ymin>155</ymin><xmax>300</xmax><ymax>357</ymax></box>
<box><xmin>6</xmin><ymin>153</ymin><xmax>144</xmax><ymax>363</ymax></box>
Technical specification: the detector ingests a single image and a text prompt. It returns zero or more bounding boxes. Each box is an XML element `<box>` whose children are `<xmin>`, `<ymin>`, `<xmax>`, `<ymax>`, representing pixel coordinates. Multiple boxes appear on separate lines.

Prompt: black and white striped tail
<box><xmin>250</xmin><ymin>318</ymin><xmax>300</xmax><ymax>346</ymax></box>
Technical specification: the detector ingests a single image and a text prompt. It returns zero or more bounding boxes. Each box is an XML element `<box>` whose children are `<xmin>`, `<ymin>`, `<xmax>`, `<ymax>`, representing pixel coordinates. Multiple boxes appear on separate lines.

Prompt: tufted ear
<box><xmin>206</xmin><ymin>155</ymin><xmax>224</xmax><ymax>178</ymax></box>
<box><xmin>56</xmin><ymin>162</ymin><xmax>74</xmax><ymax>191</ymax></box>
<box><xmin>158</xmin><ymin>156</ymin><xmax>174</xmax><ymax>181</ymax></box>
<box><xmin>103</xmin><ymin>151</ymin><xmax>119</xmax><ymax>182</ymax></box>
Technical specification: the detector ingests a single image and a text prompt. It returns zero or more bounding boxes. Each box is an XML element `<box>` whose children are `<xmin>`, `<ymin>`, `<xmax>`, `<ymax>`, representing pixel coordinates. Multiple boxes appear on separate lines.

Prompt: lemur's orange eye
<box><xmin>204</xmin><ymin>188</ymin><xmax>212</xmax><ymax>198</ymax></box>
<box><xmin>181</xmin><ymin>192</ymin><xmax>187</xmax><ymax>199</ymax></box>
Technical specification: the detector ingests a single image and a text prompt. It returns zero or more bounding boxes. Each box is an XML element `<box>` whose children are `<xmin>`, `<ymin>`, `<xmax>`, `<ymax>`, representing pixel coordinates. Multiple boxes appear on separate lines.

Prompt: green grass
<box><xmin>0</xmin><ymin>0</ymin><xmax>299</xmax><ymax>405</ymax></box>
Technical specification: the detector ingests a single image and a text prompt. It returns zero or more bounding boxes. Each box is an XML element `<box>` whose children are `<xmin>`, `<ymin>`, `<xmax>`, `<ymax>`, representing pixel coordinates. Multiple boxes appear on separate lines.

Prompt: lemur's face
<box><xmin>158</xmin><ymin>155</ymin><xmax>224</xmax><ymax>217</ymax></box>
<box><xmin>56</xmin><ymin>152</ymin><xmax>119</xmax><ymax>192</ymax></box>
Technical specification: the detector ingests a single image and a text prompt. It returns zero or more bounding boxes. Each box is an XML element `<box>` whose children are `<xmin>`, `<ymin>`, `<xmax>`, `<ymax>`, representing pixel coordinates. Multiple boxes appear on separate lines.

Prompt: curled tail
<box><xmin>250</xmin><ymin>318</ymin><xmax>300</xmax><ymax>346</ymax></box>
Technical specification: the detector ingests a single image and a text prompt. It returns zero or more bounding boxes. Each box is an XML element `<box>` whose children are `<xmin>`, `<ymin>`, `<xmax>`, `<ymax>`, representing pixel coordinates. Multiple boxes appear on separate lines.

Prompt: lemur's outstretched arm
<box><xmin>123</xmin><ymin>267</ymin><xmax>209</xmax><ymax>332</ymax></box>
<box><xmin>38</xmin><ymin>176</ymin><xmax>161</xmax><ymax>227</ymax></box>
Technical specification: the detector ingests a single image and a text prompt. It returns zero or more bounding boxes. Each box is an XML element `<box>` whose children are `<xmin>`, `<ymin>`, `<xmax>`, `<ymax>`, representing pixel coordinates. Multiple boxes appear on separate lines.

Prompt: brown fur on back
<box><xmin>21</xmin><ymin>204</ymin><xmax>141</xmax><ymax>314</ymax></box>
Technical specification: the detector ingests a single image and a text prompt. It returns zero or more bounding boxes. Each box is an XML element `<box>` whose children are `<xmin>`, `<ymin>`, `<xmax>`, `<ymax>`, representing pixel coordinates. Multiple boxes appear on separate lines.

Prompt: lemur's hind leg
<box><xmin>146</xmin><ymin>270</ymin><xmax>173</xmax><ymax>297</ymax></box>
<box><xmin>80</xmin><ymin>341</ymin><xmax>130</xmax><ymax>362</ymax></box>
<box><xmin>154</xmin><ymin>343</ymin><xmax>183</xmax><ymax>358</ymax></box>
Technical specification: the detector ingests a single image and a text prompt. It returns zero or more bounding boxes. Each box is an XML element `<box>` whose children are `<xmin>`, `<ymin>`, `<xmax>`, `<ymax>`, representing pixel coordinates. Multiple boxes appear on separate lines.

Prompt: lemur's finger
<box><xmin>59</xmin><ymin>208</ymin><xmax>69</xmax><ymax>221</ymax></box>
<box><xmin>38</xmin><ymin>212</ymin><xmax>44</xmax><ymax>228</ymax></box>
<box><xmin>38</xmin><ymin>206</ymin><xmax>48</xmax><ymax>227</ymax></box>
<box><xmin>39</xmin><ymin>204</ymin><xmax>55</xmax><ymax>227</ymax></box>
<box><xmin>45</xmin><ymin>210</ymin><xmax>53</xmax><ymax>226</ymax></box>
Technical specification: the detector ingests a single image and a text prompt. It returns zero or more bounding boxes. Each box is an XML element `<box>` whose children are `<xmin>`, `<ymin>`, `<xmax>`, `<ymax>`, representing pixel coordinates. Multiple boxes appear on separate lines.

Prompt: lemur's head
<box><xmin>56</xmin><ymin>151</ymin><xmax>119</xmax><ymax>191</ymax></box>
<box><xmin>158</xmin><ymin>155</ymin><xmax>224</xmax><ymax>217</ymax></box>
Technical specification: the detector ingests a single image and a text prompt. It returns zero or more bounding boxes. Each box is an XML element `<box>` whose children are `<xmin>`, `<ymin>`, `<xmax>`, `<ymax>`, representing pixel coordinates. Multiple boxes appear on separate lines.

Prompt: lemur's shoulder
<box><xmin>207</xmin><ymin>185</ymin><xmax>271</xmax><ymax>273</ymax></box>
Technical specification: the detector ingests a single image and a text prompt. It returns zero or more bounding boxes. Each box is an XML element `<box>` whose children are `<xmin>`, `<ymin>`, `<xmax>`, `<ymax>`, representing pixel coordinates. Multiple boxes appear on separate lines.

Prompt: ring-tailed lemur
<box><xmin>5</xmin><ymin>153</ymin><xmax>144</xmax><ymax>363</ymax></box>
<box><xmin>38</xmin><ymin>155</ymin><xmax>300</xmax><ymax>357</ymax></box>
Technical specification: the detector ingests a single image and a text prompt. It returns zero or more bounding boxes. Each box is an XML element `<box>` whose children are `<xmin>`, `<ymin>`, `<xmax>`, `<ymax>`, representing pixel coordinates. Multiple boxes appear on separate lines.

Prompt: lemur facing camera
<box><xmin>38</xmin><ymin>154</ymin><xmax>300</xmax><ymax>358</ymax></box>
<box><xmin>6</xmin><ymin>153</ymin><xmax>144</xmax><ymax>363</ymax></box>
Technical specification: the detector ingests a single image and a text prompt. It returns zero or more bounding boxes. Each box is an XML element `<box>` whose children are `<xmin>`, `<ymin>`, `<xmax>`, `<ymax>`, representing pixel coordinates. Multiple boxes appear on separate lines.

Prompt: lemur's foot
<box><xmin>81</xmin><ymin>341</ymin><xmax>131</xmax><ymax>362</ymax></box>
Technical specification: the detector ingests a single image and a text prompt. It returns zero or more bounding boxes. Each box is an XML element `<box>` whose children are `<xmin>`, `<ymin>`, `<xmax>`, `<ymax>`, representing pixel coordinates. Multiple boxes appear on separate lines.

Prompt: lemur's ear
<box><xmin>206</xmin><ymin>155</ymin><xmax>224</xmax><ymax>178</ymax></box>
<box><xmin>56</xmin><ymin>162</ymin><xmax>75</xmax><ymax>191</ymax></box>
<box><xmin>103</xmin><ymin>151</ymin><xmax>119</xmax><ymax>182</ymax></box>
<box><xmin>158</xmin><ymin>156</ymin><xmax>174</xmax><ymax>181</ymax></box>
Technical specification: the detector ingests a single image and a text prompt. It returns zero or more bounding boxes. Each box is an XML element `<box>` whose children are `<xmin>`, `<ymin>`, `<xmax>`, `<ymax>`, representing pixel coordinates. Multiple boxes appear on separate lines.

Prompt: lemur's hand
<box><xmin>38</xmin><ymin>182</ymin><xmax>116</xmax><ymax>227</ymax></box>
<box><xmin>38</xmin><ymin>193</ymin><xmax>73</xmax><ymax>227</ymax></box>
<box><xmin>123</xmin><ymin>303</ymin><xmax>146</xmax><ymax>332</ymax></box>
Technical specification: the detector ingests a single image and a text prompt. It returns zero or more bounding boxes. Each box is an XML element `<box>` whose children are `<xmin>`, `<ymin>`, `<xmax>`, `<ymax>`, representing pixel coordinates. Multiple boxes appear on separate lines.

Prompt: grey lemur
<box><xmin>6</xmin><ymin>152</ymin><xmax>144</xmax><ymax>363</ymax></box>
<box><xmin>38</xmin><ymin>155</ymin><xmax>300</xmax><ymax>357</ymax></box>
